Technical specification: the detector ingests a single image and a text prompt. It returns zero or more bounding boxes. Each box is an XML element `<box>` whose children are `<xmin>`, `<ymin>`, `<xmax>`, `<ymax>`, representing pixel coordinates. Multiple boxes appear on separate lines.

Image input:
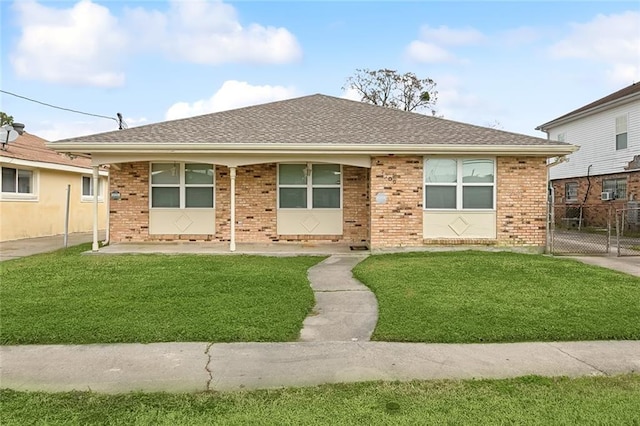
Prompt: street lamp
<box><xmin>1</xmin><ymin>122</ymin><xmax>25</xmax><ymax>150</ymax></box>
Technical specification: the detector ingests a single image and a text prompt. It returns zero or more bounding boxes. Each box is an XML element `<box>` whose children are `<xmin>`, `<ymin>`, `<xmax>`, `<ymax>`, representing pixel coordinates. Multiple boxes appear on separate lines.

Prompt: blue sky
<box><xmin>1</xmin><ymin>1</ymin><xmax>639</xmax><ymax>140</ymax></box>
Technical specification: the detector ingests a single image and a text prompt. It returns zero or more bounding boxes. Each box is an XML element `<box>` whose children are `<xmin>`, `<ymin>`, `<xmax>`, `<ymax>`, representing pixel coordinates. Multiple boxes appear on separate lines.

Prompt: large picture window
<box><xmin>150</xmin><ymin>163</ymin><xmax>214</xmax><ymax>208</ymax></box>
<box><xmin>424</xmin><ymin>158</ymin><xmax>495</xmax><ymax>210</ymax></box>
<box><xmin>1</xmin><ymin>167</ymin><xmax>35</xmax><ymax>196</ymax></box>
<box><xmin>278</xmin><ymin>163</ymin><xmax>341</xmax><ymax>209</ymax></box>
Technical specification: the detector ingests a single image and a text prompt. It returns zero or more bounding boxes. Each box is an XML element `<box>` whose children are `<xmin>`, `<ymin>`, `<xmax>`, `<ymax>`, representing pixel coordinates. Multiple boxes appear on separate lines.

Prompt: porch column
<box><xmin>92</xmin><ymin>165</ymin><xmax>99</xmax><ymax>252</ymax></box>
<box><xmin>229</xmin><ymin>166</ymin><xmax>237</xmax><ymax>252</ymax></box>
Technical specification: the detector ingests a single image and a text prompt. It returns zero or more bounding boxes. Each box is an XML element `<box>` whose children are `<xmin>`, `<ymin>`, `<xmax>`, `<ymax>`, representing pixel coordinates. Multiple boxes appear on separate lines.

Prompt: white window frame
<box><xmin>149</xmin><ymin>162</ymin><xmax>215</xmax><ymax>209</ymax></box>
<box><xmin>557</xmin><ymin>132</ymin><xmax>565</xmax><ymax>142</ymax></box>
<box><xmin>277</xmin><ymin>163</ymin><xmax>342</xmax><ymax>209</ymax></box>
<box><xmin>81</xmin><ymin>175</ymin><xmax>104</xmax><ymax>202</ymax></box>
<box><xmin>565</xmin><ymin>182</ymin><xmax>578</xmax><ymax>202</ymax></box>
<box><xmin>0</xmin><ymin>166</ymin><xmax>38</xmax><ymax>201</ymax></box>
<box><xmin>615</xmin><ymin>115</ymin><xmax>628</xmax><ymax>150</ymax></box>
<box><xmin>423</xmin><ymin>158</ymin><xmax>496</xmax><ymax>211</ymax></box>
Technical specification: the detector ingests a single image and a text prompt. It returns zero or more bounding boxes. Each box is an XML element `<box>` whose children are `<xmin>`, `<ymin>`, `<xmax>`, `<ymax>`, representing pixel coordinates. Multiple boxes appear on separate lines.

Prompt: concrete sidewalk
<box><xmin>1</xmin><ymin>341</ymin><xmax>638</xmax><ymax>393</ymax></box>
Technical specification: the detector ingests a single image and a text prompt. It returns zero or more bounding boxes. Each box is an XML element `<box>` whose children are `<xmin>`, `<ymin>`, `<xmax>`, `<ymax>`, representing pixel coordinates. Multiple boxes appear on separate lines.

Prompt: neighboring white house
<box><xmin>536</xmin><ymin>82</ymin><xmax>639</xmax><ymax>228</ymax></box>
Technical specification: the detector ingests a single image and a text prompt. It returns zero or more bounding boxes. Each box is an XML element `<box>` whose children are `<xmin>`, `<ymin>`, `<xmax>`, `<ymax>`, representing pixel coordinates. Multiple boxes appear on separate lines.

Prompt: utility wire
<box><xmin>0</xmin><ymin>89</ymin><xmax>119</xmax><ymax>123</ymax></box>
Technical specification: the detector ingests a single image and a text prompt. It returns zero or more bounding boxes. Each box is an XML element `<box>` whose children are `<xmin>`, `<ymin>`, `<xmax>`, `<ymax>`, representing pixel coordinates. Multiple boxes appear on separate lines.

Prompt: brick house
<box><xmin>49</xmin><ymin>94</ymin><xmax>574</xmax><ymax>252</ymax></box>
<box><xmin>537</xmin><ymin>83</ymin><xmax>640</xmax><ymax>230</ymax></box>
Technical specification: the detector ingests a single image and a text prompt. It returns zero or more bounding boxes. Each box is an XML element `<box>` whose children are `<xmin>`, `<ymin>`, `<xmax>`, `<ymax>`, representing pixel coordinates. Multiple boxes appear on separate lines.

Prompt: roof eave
<box><xmin>47</xmin><ymin>142</ymin><xmax>577</xmax><ymax>157</ymax></box>
<box><xmin>536</xmin><ymin>92</ymin><xmax>640</xmax><ymax>131</ymax></box>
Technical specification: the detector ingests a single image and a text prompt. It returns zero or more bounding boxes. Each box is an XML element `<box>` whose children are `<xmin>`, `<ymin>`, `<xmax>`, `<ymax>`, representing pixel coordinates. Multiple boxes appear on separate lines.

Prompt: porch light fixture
<box><xmin>1</xmin><ymin>122</ymin><xmax>25</xmax><ymax>150</ymax></box>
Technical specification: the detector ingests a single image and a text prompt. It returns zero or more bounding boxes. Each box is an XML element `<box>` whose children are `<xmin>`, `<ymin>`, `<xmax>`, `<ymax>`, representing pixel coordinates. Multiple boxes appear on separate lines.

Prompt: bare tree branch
<box><xmin>343</xmin><ymin>68</ymin><xmax>438</xmax><ymax>115</ymax></box>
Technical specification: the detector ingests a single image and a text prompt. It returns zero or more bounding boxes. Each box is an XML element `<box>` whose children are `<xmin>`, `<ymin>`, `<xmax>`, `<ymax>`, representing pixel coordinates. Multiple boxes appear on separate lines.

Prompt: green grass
<box><xmin>353</xmin><ymin>251</ymin><xmax>640</xmax><ymax>343</ymax></box>
<box><xmin>2</xmin><ymin>375</ymin><xmax>639</xmax><ymax>425</ymax></box>
<box><xmin>0</xmin><ymin>245</ymin><xmax>323</xmax><ymax>344</ymax></box>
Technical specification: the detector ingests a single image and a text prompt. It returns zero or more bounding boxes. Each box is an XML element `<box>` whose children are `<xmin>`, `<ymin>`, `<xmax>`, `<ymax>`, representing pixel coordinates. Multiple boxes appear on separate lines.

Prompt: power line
<box><xmin>0</xmin><ymin>89</ymin><xmax>118</xmax><ymax>123</ymax></box>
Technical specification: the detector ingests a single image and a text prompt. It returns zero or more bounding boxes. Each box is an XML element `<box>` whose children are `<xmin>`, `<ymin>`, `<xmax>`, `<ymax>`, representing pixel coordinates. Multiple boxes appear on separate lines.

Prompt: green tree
<box><xmin>0</xmin><ymin>112</ymin><xmax>14</xmax><ymax>126</ymax></box>
<box><xmin>343</xmin><ymin>68</ymin><xmax>438</xmax><ymax>115</ymax></box>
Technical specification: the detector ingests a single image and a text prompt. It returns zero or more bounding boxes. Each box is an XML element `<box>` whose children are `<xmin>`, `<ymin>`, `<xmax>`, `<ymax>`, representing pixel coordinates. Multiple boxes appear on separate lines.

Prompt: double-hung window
<box><xmin>150</xmin><ymin>163</ymin><xmax>214</xmax><ymax>208</ymax></box>
<box><xmin>424</xmin><ymin>158</ymin><xmax>495</xmax><ymax>210</ymax></box>
<box><xmin>616</xmin><ymin>115</ymin><xmax>628</xmax><ymax>150</ymax></box>
<box><xmin>1</xmin><ymin>166</ymin><xmax>35</xmax><ymax>198</ymax></box>
<box><xmin>81</xmin><ymin>176</ymin><xmax>103</xmax><ymax>201</ymax></box>
<box><xmin>278</xmin><ymin>163</ymin><xmax>341</xmax><ymax>209</ymax></box>
<box><xmin>565</xmin><ymin>182</ymin><xmax>578</xmax><ymax>202</ymax></box>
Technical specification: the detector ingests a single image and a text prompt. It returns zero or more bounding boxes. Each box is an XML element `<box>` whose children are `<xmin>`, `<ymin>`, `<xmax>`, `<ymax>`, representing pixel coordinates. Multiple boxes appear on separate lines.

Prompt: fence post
<box><xmin>616</xmin><ymin>209</ymin><xmax>621</xmax><ymax>257</ymax></box>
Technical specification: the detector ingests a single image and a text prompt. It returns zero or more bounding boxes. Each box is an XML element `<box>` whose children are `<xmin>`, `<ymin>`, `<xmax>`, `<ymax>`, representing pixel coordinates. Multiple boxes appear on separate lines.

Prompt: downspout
<box><xmin>580</xmin><ymin>164</ymin><xmax>593</xmax><ymax>230</ymax></box>
<box><xmin>92</xmin><ymin>165</ymin><xmax>99</xmax><ymax>252</ymax></box>
<box><xmin>229</xmin><ymin>166</ymin><xmax>237</xmax><ymax>252</ymax></box>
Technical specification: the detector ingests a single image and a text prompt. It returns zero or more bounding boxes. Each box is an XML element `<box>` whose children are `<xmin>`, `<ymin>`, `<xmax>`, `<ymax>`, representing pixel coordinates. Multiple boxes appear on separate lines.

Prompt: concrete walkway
<box><xmin>570</xmin><ymin>256</ymin><xmax>640</xmax><ymax>277</ymax></box>
<box><xmin>1</xmin><ymin>341</ymin><xmax>638</xmax><ymax>393</ymax></box>
<box><xmin>300</xmin><ymin>255</ymin><xmax>377</xmax><ymax>342</ymax></box>
<box><xmin>0</xmin><ymin>231</ymin><xmax>106</xmax><ymax>262</ymax></box>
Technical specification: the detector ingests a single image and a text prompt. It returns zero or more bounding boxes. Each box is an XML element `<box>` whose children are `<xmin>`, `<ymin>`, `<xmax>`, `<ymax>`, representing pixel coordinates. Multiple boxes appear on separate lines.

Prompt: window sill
<box><xmin>1</xmin><ymin>193</ymin><xmax>38</xmax><ymax>202</ymax></box>
<box><xmin>81</xmin><ymin>197</ymin><xmax>105</xmax><ymax>203</ymax></box>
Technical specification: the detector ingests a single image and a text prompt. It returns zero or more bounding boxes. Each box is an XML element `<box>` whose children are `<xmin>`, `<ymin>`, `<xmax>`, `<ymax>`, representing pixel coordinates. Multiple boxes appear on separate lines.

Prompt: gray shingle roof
<box><xmin>53</xmin><ymin>94</ymin><xmax>566</xmax><ymax>147</ymax></box>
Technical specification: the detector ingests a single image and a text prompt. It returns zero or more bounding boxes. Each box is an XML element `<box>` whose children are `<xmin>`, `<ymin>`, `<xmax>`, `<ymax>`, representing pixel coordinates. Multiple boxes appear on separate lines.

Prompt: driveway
<box><xmin>0</xmin><ymin>231</ymin><xmax>106</xmax><ymax>262</ymax></box>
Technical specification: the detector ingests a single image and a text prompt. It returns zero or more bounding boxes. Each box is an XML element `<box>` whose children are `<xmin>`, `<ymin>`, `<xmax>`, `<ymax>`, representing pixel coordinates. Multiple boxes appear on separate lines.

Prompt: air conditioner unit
<box><xmin>601</xmin><ymin>192</ymin><xmax>613</xmax><ymax>201</ymax></box>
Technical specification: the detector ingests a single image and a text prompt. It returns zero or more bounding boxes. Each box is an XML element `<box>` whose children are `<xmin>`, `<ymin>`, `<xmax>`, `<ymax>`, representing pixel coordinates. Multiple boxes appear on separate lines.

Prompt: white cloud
<box><xmin>406</xmin><ymin>41</ymin><xmax>458</xmax><ymax>64</ymax></box>
<box><xmin>34</xmin><ymin>115</ymin><xmax>146</xmax><ymax>141</ymax></box>
<box><xmin>10</xmin><ymin>0</ymin><xmax>127</xmax><ymax>87</ymax></box>
<box><xmin>340</xmin><ymin>88</ymin><xmax>362</xmax><ymax>102</ymax></box>
<box><xmin>125</xmin><ymin>0</ymin><xmax>302</xmax><ymax>65</ymax></box>
<box><xmin>549</xmin><ymin>11</ymin><xmax>640</xmax><ymax>85</ymax></box>
<box><xmin>418</xmin><ymin>25</ymin><xmax>485</xmax><ymax>46</ymax></box>
<box><xmin>406</xmin><ymin>24</ymin><xmax>484</xmax><ymax>64</ymax></box>
<box><xmin>165</xmin><ymin>80</ymin><xmax>298</xmax><ymax>120</ymax></box>
<box><xmin>10</xmin><ymin>0</ymin><xmax>302</xmax><ymax>87</ymax></box>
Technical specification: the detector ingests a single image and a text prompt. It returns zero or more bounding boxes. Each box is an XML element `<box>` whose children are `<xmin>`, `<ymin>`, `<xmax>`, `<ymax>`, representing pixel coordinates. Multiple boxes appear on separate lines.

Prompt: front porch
<box><xmin>94</xmin><ymin>241</ymin><xmax>367</xmax><ymax>256</ymax></box>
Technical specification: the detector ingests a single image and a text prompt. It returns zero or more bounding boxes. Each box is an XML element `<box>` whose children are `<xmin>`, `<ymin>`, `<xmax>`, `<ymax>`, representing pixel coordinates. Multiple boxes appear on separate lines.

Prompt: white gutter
<box><xmin>0</xmin><ymin>156</ymin><xmax>108</xmax><ymax>176</ymax></box>
<box><xmin>47</xmin><ymin>143</ymin><xmax>578</xmax><ymax>156</ymax></box>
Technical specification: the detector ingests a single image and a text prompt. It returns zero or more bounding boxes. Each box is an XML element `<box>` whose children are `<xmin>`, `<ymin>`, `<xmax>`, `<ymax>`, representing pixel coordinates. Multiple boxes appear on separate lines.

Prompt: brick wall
<box><xmin>496</xmin><ymin>157</ymin><xmax>548</xmax><ymax>247</ymax></box>
<box><xmin>109</xmin><ymin>162</ymin><xmax>150</xmax><ymax>242</ymax></box>
<box><xmin>551</xmin><ymin>170</ymin><xmax>639</xmax><ymax>229</ymax></box>
<box><xmin>369</xmin><ymin>156</ymin><xmax>423</xmax><ymax>248</ymax></box>
<box><xmin>342</xmin><ymin>165</ymin><xmax>370</xmax><ymax>244</ymax></box>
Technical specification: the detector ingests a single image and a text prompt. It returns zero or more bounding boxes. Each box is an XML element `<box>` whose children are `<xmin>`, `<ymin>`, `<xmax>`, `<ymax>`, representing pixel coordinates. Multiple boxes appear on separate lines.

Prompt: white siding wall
<box><xmin>548</xmin><ymin>99</ymin><xmax>640</xmax><ymax>179</ymax></box>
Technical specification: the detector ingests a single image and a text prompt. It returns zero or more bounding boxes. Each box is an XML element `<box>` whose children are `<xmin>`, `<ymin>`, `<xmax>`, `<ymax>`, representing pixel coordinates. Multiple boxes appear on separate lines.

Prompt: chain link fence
<box><xmin>615</xmin><ymin>207</ymin><xmax>640</xmax><ymax>257</ymax></box>
<box><xmin>549</xmin><ymin>203</ymin><xmax>612</xmax><ymax>255</ymax></box>
<box><xmin>549</xmin><ymin>201</ymin><xmax>640</xmax><ymax>257</ymax></box>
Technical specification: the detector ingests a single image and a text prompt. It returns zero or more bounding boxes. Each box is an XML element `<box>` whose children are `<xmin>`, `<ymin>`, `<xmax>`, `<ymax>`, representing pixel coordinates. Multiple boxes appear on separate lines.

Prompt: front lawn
<box><xmin>0</xmin><ymin>245</ymin><xmax>322</xmax><ymax>344</ymax></box>
<box><xmin>2</xmin><ymin>375</ymin><xmax>639</xmax><ymax>425</ymax></box>
<box><xmin>353</xmin><ymin>251</ymin><xmax>640</xmax><ymax>343</ymax></box>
